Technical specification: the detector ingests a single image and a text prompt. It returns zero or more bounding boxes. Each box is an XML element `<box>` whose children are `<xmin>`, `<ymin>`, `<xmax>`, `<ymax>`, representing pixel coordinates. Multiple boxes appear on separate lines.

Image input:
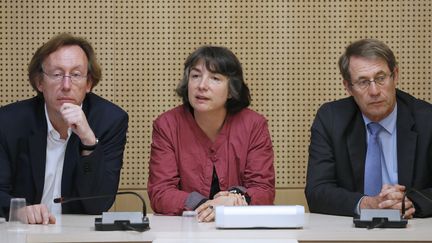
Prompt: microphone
<box><xmin>54</xmin><ymin>191</ymin><xmax>147</xmax><ymax>216</ymax></box>
<box><xmin>54</xmin><ymin>191</ymin><xmax>150</xmax><ymax>232</ymax></box>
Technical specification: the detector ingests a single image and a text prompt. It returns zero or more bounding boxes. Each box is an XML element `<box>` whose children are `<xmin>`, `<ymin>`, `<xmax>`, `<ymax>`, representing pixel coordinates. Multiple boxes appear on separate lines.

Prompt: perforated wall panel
<box><xmin>1</xmin><ymin>1</ymin><xmax>431</xmax><ymax>192</ymax></box>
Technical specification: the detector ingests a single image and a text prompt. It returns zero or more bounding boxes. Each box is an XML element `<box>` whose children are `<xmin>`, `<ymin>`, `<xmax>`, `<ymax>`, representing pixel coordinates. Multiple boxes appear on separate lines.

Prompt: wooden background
<box><xmin>1</xmin><ymin>0</ymin><xmax>431</xmax><ymax>212</ymax></box>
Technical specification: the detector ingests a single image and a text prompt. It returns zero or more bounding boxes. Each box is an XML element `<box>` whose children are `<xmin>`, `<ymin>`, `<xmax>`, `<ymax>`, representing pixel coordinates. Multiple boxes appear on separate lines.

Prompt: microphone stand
<box><xmin>54</xmin><ymin>191</ymin><xmax>150</xmax><ymax>232</ymax></box>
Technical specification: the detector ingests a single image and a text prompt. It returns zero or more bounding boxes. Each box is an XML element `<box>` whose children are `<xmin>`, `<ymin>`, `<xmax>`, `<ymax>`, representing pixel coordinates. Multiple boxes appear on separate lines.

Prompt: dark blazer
<box><xmin>305</xmin><ymin>89</ymin><xmax>432</xmax><ymax>218</ymax></box>
<box><xmin>0</xmin><ymin>93</ymin><xmax>128</xmax><ymax>217</ymax></box>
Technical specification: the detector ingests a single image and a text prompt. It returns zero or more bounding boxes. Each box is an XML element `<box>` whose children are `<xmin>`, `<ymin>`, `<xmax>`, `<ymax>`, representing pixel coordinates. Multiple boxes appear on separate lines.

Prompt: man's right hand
<box><xmin>360</xmin><ymin>184</ymin><xmax>415</xmax><ymax>219</ymax></box>
<box><xmin>25</xmin><ymin>204</ymin><xmax>56</xmax><ymax>224</ymax></box>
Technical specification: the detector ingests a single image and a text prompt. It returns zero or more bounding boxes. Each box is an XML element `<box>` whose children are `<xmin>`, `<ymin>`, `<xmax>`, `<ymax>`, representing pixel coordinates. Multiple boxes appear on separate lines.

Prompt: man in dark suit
<box><xmin>305</xmin><ymin>39</ymin><xmax>432</xmax><ymax>218</ymax></box>
<box><xmin>0</xmin><ymin>33</ymin><xmax>128</xmax><ymax>224</ymax></box>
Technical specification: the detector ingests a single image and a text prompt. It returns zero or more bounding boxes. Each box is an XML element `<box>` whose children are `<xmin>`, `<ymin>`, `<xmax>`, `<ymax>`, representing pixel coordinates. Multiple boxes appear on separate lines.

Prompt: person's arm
<box><xmin>147</xmin><ymin>118</ymin><xmax>203</xmax><ymax>215</ymax></box>
<box><xmin>0</xmin><ymin>135</ymin><xmax>13</xmax><ymax>218</ymax></box>
<box><xmin>305</xmin><ymin>104</ymin><xmax>364</xmax><ymax>216</ymax></box>
<box><xmin>0</xmin><ymin>127</ymin><xmax>55</xmax><ymax>224</ymax></box>
<box><xmin>73</xmin><ymin>106</ymin><xmax>128</xmax><ymax>214</ymax></box>
<box><xmin>407</xmin><ymin>186</ymin><xmax>432</xmax><ymax>218</ymax></box>
<box><xmin>241</xmin><ymin>117</ymin><xmax>275</xmax><ymax>205</ymax></box>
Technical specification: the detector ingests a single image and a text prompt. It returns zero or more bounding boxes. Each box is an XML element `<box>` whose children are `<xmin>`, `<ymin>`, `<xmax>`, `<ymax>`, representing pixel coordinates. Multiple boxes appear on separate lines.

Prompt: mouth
<box><xmin>58</xmin><ymin>97</ymin><xmax>75</xmax><ymax>103</ymax></box>
<box><xmin>195</xmin><ymin>95</ymin><xmax>209</xmax><ymax>101</ymax></box>
<box><xmin>369</xmin><ymin>100</ymin><xmax>384</xmax><ymax>106</ymax></box>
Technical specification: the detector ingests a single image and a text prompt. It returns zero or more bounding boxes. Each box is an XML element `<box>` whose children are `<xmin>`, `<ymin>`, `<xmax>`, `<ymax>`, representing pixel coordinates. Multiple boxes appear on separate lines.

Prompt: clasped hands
<box><xmin>360</xmin><ymin>184</ymin><xmax>415</xmax><ymax>219</ymax></box>
<box><xmin>195</xmin><ymin>191</ymin><xmax>248</xmax><ymax>222</ymax></box>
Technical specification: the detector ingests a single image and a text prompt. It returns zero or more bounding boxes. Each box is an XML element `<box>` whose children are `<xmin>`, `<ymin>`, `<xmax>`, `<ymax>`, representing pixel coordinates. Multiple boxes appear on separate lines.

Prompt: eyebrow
<box><xmin>190</xmin><ymin>67</ymin><xmax>202</xmax><ymax>73</ymax></box>
<box><xmin>356</xmin><ymin>70</ymin><xmax>387</xmax><ymax>80</ymax></box>
<box><xmin>42</xmin><ymin>64</ymin><xmax>86</xmax><ymax>72</ymax></box>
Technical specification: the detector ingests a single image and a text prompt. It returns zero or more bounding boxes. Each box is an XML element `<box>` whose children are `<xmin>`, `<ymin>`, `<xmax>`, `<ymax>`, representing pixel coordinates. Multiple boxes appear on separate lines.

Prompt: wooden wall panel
<box><xmin>1</xmin><ymin>1</ymin><xmax>431</xmax><ymax>209</ymax></box>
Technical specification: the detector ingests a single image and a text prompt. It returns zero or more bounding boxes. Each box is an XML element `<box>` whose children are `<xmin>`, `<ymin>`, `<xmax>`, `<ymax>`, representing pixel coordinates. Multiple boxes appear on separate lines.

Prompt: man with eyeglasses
<box><xmin>305</xmin><ymin>39</ymin><xmax>432</xmax><ymax>218</ymax></box>
<box><xmin>0</xmin><ymin>33</ymin><xmax>128</xmax><ymax>224</ymax></box>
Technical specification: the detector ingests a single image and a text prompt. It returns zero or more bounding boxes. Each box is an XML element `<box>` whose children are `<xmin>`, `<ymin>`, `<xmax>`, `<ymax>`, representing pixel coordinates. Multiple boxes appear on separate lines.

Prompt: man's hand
<box><xmin>195</xmin><ymin>192</ymin><xmax>247</xmax><ymax>222</ymax></box>
<box><xmin>25</xmin><ymin>204</ymin><xmax>56</xmax><ymax>224</ymax></box>
<box><xmin>360</xmin><ymin>184</ymin><xmax>415</xmax><ymax>219</ymax></box>
<box><xmin>60</xmin><ymin>103</ymin><xmax>96</xmax><ymax>145</ymax></box>
<box><xmin>379</xmin><ymin>184</ymin><xmax>415</xmax><ymax>218</ymax></box>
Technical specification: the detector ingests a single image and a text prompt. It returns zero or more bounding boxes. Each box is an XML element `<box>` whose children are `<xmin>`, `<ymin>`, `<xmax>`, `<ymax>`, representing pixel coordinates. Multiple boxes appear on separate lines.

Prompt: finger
<box><xmin>378</xmin><ymin>199</ymin><xmax>400</xmax><ymax>209</ymax></box>
<box><xmin>403</xmin><ymin>199</ymin><xmax>413</xmax><ymax>209</ymax></box>
<box><xmin>240</xmin><ymin>195</ymin><xmax>248</xmax><ymax>205</ymax></box>
<box><xmin>385</xmin><ymin>200</ymin><xmax>411</xmax><ymax>211</ymax></box>
<box><xmin>49</xmin><ymin>213</ymin><xmax>56</xmax><ymax>224</ymax></box>
<box><xmin>26</xmin><ymin>206</ymin><xmax>36</xmax><ymax>224</ymax></box>
<box><xmin>381</xmin><ymin>184</ymin><xmax>392</xmax><ymax>190</ymax></box>
<box><xmin>380</xmin><ymin>187</ymin><xmax>401</xmax><ymax>198</ymax></box>
<box><xmin>403</xmin><ymin>207</ymin><xmax>415</xmax><ymax>219</ymax></box>
<box><xmin>232</xmin><ymin>195</ymin><xmax>240</xmax><ymax>206</ymax></box>
<box><xmin>202</xmin><ymin>207</ymin><xmax>215</xmax><ymax>222</ymax></box>
<box><xmin>197</xmin><ymin>205</ymin><xmax>213</xmax><ymax>222</ymax></box>
<box><xmin>39</xmin><ymin>205</ymin><xmax>50</xmax><ymax>225</ymax></box>
<box><xmin>384</xmin><ymin>191</ymin><xmax>404</xmax><ymax>201</ymax></box>
<box><xmin>60</xmin><ymin>102</ymin><xmax>77</xmax><ymax>111</ymax></box>
<box><xmin>379</xmin><ymin>186</ymin><xmax>397</xmax><ymax>195</ymax></box>
<box><xmin>394</xmin><ymin>184</ymin><xmax>406</xmax><ymax>191</ymax></box>
<box><xmin>195</xmin><ymin>203</ymin><xmax>209</xmax><ymax>214</ymax></box>
<box><xmin>32</xmin><ymin>206</ymin><xmax>43</xmax><ymax>224</ymax></box>
<box><xmin>235</xmin><ymin>194</ymin><xmax>244</xmax><ymax>206</ymax></box>
<box><xmin>214</xmin><ymin>191</ymin><xmax>229</xmax><ymax>198</ymax></box>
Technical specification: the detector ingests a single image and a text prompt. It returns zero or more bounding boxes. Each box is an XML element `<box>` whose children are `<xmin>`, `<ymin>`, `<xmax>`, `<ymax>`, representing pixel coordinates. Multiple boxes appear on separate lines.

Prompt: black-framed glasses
<box><xmin>42</xmin><ymin>71</ymin><xmax>87</xmax><ymax>83</ymax></box>
<box><xmin>350</xmin><ymin>72</ymin><xmax>394</xmax><ymax>90</ymax></box>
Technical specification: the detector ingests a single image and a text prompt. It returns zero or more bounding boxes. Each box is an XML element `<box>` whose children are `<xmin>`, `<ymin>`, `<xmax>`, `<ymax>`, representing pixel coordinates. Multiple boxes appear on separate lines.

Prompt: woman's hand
<box><xmin>195</xmin><ymin>192</ymin><xmax>247</xmax><ymax>222</ymax></box>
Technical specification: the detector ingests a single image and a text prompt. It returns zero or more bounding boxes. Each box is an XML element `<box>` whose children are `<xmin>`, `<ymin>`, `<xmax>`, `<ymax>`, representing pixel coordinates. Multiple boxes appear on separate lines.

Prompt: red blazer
<box><xmin>148</xmin><ymin>105</ymin><xmax>275</xmax><ymax>215</ymax></box>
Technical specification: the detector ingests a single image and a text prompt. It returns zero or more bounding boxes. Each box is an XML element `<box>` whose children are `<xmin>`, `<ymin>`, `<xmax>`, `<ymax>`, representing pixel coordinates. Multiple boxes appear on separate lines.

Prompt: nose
<box><xmin>61</xmin><ymin>76</ymin><xmax>72</xmax><ymax>90</ymax></box>
<box><xmin>197</xmin><ymin>76</ymin><xmax>209</xmax><ymax>90</ymax></box>
<box><xmin>367</xmin><ymin>81</ymin><xmax>380</xmax><ymax>96</ymax></box>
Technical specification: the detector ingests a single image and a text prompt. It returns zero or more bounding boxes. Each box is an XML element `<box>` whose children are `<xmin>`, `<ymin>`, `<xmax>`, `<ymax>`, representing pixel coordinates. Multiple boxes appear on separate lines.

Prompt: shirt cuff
<box><xmin>355</xmin><ymin>196</ymin><xmax>365</xmax><ymax>215</ymax></box>
<box><xmin>185</xmin><ymin>191</ymin><xmax>207</xmax><ymax>211</ymax></box>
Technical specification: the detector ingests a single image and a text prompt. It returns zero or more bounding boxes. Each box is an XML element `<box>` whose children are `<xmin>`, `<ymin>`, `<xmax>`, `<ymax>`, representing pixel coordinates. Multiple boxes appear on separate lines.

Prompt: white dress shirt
<box><xmin>40</xmin><ymin>105</ymin><xmax>71</xmax><ymax>215</ymax></box>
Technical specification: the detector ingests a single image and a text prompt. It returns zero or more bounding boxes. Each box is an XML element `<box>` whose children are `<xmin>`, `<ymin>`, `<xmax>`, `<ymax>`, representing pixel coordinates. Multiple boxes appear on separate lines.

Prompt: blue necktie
<box><xmin>364</xmin><ymin>122</ymin><xmax>383</xmax><ymax>196</ymax></box>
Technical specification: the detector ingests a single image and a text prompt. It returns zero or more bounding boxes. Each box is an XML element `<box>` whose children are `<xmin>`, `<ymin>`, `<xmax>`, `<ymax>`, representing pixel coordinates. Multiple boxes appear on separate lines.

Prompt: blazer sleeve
<box><xmin>147</xmin><ymin>118</ymin><xmax>193</xmax><ymax>215</ymax></box>
<box><xmin>72</xmin><ymin>107</ymin><xmax>128</xmax><ymax>214</ymax></box>
<box><xmin>0</xmin><ymin>137</ymin><xmax>12</xmax><ymax>217</ymax></box>
<box><xmin>305</xmin><ymin>103</ymin><xmax>363</xmax><ymax>216</ymax></box>
<box><xmin>242</xmin><ymin>117</ymin><xmax>275</xmax><ymax>205</ymax></box>
<box><xmin>406</xmin><ymin>119</ymin><xmax>432</xmax><ymax>218</ymax></box>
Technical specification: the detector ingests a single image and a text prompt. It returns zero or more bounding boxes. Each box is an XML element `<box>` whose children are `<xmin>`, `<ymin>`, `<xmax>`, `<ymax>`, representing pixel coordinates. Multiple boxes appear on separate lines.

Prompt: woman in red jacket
<box><xmin>147</xmin><ymin>46</ymin><xmax>275</xmax><ymax>222</ymax></box>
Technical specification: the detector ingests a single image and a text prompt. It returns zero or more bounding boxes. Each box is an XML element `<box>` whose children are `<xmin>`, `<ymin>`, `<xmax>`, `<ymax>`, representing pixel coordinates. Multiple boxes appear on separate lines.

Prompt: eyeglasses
<box><xmin>350</xmin><ymin>72</ymin><xmax>394</xmax><ymax>90</ymax></box>
<box><xmin>42</xmin><ymin>71</ymin><xmax>87</xmax><ymax>83</ymax></box>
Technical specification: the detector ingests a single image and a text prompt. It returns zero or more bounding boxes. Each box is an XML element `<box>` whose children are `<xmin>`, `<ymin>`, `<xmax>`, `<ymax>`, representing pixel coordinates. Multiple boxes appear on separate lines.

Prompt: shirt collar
<box><xmin>44</xmin><ymin>104</ymin><xmax>72</xmax><ymax>141</ymax></box>
<box><xmin>362</xmin><ymin>103</ymin><xmax>397</xmax><ymax>135</ymax></box>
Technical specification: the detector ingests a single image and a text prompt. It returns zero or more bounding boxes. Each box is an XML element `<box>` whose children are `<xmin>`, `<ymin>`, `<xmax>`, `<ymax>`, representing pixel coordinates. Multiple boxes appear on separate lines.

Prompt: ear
<box><xmin>36</xmin><ymin>78</ymin><xmax>44</xmax><ymax>93</ymax></box>
<box><xmin>343</xmin><ymin>79</ymin><xmax>353</xmax><ymax>96</ymax></box>
<box><xmin>392</xmin><ymin>67</ymin><xmax>399</xmax><ymax>86</ymax></box>
<box><xmin>86</xmin><ymin>79</ymin><xmax>92</xmax><ymax>93</ymax></box>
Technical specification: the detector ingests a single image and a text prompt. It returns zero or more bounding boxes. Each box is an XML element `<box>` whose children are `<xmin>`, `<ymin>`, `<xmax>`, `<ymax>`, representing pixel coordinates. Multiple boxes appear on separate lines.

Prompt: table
<box><xmin>1</xmin><ymin>213</ymin><xmax>431</xmax><ymax>243</ymax></box>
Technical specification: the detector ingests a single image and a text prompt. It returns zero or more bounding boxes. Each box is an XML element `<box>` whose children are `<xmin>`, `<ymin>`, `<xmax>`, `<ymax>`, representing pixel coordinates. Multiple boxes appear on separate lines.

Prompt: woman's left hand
<box><xmin>195</xmin><ymin>192</ymin><xmax>247</xmax><ymax>222</ymax></box>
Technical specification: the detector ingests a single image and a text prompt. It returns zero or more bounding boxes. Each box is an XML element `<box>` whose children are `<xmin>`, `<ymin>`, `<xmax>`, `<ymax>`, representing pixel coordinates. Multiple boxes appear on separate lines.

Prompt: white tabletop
<box><xmin>1</xmin><ymin>213</ymin><xmax>431</xmax><ymax>243</ymax></box>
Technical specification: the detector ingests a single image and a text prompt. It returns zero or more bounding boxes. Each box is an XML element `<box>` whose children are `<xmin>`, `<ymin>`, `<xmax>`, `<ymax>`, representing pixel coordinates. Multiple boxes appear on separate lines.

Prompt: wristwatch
<box><xmin>80</xmin><ymin>138</ymin><xmax>99</xmax><ymax>151</ymax></box>
<box><xmin>228</xmin><ymin>188</ymin><xmax>251</xmax><ymax>204</ymax></box>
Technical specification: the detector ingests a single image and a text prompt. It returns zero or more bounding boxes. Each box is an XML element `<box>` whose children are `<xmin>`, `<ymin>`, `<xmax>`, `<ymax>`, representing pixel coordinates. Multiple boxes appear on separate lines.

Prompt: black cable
<box><xmin>367</xmin><ymin>218</ymin><xmax>386</xmax><ymax>230</ymax></box>
<box><xmin>115</xmin><ymin>221</ymin><xmax>149</xmax><ymax>232</ymax></box>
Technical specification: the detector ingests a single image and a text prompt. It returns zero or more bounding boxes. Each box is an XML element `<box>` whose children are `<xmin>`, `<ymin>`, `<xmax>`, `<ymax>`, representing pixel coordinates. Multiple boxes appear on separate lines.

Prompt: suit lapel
<box><xmin>347</xmin><ymin>111</ymin><xmax>367</xmax><ymax>192</ymax></box>
<box><xmin>61</xmin><ymin>134</ymin><xmax>80</xmax><ymax>198</ymax></box>
<box><xmin>29</xmin><ymin>107</ymin><xmax>48</xmax><ymax>203</ymax></box>
<box><xmin>396</xmin><ymin>103</ymin><xmax>417</xmax><ymax>186</ymax></box>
